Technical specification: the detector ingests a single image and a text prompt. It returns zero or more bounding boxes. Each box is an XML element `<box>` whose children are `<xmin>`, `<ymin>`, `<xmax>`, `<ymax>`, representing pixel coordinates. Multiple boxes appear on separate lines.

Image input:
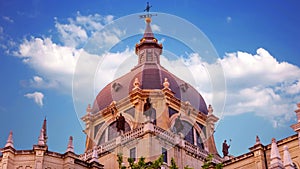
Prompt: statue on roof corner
<box><xmin>144</xmin><ymin>2</ymin><xmax>152</xmax><ymax>12</ymax></box>
<box><xmin>222</xmin><ymin>139</ymin><xmax>231</xmax><ymax>157</ymax></box>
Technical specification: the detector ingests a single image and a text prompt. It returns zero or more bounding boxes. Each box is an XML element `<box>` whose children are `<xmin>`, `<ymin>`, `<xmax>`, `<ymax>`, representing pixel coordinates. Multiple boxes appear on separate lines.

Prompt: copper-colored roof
<box><xmin>91</xmin><ymin>17</ymin><xmax>208</xmax><ymax>115</ymax></box>
<box><xmin>92</xmin><ymin>63</ymin><xmax>208</xmax><ymax>115</ymax></box>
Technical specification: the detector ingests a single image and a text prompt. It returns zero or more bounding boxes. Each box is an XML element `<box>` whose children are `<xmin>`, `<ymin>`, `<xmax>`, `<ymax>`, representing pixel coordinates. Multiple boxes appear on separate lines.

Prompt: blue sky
<box><xmin>0</xmin><ymin>0</ymin><xmax>300</xmax><ymax>157</ymax></box>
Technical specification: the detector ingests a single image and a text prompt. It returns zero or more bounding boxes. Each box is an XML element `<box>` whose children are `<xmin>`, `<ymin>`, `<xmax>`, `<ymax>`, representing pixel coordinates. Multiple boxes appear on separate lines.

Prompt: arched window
<box><xmin>181</xmin><ymin>121</ymin><xmax>194</xmax><ymax>145</ymax></box>
<box><xmin>196</xmin><ymin>131</ymin><xmax>204</xmax><ymax>149</ymax></box>
<box><xmin>175</xmin><ymin>120</ymin><xmax>204</xmax><ymax>149</ymax></box>
<box><xmin>98</xmin><ymin>121</ymin><xmax>130</xmax><ymax>145</ymax></box>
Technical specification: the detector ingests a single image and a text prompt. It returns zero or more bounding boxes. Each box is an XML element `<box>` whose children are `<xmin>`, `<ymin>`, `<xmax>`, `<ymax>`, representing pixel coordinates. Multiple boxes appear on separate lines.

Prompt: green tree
<box><xmin>184</xmin><ymin>165</ymin><xmax>193</xmax><ymax>169</ymax></box>
<box><xmin>117</xmin><ymin>153</ymin><xmax>126</xmax><ymax>169</ymax></box>
<box><xmin>201</xmin><ymin>154</ymin><xmax>223</xmax><ymax>169</ymax></box>
<box><xmin>170</xmin><ymin>158</ymin><xmax>178</xmax><ymax>169</ymax></box>
<box><xmin>123</xmin><ymin>154</ymin><xmax>164</xmax><ymax>169</ymax></box>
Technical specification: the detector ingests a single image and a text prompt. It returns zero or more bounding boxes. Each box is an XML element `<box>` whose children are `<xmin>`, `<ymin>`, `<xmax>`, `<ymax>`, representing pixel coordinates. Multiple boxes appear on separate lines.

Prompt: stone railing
<box><xmin>79</xmin><ymin>122</ymin><xmax>221</xmax><ymax>163</ymax></box>
<box><xmin>184</xmin><ymin>141</ymin><xmax>199</xmax><ymax>155</ymax></box>
<box><xmin>153</xmin><ymin>125</ymin><xmax>176</xmax><ymax>143</ymax></box>
<box><xmin>121</xmin><ymin>125</ymin><xmax>144</xmax><ymax>143</ymax></box>
<box><xmin>102</xmin><ymin>138</ymin><xmax>117</xmax><ymax>152</ymax></box>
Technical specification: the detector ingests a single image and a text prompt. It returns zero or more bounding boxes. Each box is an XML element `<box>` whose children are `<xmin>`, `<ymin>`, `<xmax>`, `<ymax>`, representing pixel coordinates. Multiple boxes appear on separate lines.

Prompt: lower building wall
<box><xmin>224</xmin><ymin>135</ymin><xmax>300</xmax><ymax>169</ymax></box>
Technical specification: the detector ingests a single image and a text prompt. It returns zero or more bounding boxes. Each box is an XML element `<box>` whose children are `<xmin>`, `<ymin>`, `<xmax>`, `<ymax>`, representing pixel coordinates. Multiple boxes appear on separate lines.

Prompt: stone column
<box><xmin>206</xmin><ymin>105</ymin><xmax>219</xmax><ymax>154</ymax></box>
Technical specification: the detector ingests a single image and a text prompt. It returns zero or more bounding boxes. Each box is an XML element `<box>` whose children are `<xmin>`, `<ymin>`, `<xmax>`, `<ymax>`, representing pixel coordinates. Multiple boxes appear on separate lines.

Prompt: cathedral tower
<box><xmin>81</xmin><ymin>14</ymin><xmax>221</xmax><ymax>169</ymax></box>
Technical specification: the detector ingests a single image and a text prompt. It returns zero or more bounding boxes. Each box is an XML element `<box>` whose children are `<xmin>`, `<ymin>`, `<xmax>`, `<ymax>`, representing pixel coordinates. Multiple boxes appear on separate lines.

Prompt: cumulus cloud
<box><xmin>218</xmin><ymin>48</ymin><xmax>299</xmax><ymax>127</ymax></box>
<box><xmin>11</xmin><ymin>13</ymin><xmax>299</xmax><ymax>128</ymax></box>
<box><xmin>54</xmin><ymin>12</ymin><xmax>118</xmax><ymax>49</ymax></box>
<box><xmin>14</xmin><ymin>12</ymin><xmax>126</xmax><ymax>97</ymax></box>
<box><xmin>24</xmin><ymin>91</ymin><xmax>44</xmax><ymax>106</ymax></box>
<box><xmin>158</xmin><ymin>48</ymin><xmax>300</xmax><ymax>127</ymax></box>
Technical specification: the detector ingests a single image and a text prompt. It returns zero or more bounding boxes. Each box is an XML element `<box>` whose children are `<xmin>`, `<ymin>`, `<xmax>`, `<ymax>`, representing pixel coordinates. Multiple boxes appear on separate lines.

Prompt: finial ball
<box><xmin>145</xmin><ymin>17</ymin><xmax>151</xmax><ymax>23</ymax></box>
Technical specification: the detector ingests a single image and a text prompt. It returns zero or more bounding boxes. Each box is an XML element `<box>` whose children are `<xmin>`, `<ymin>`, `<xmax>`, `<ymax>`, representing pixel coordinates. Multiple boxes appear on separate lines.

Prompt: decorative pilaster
<box><xmin>206</xmin><ymin>104</ymin><xmax>219</xmax><ymax>154</ymax></box>
<box><xmin>0</xmin><ymin>131</ymin><xmax>16</xmax><ymax>169</ymax></box>
<box><xmin>291</xmin><ymin>103</ymin><xmax>300</xmax><ymax>148</ymax></box>
<box><xmin>33</xmin><ymin>127</ymin><xmax>48</xmax><ymax>169</ymax></box>
<box><xmin>283</xmin><ymin>146</ymin><xmax>295</xmax><ymax>169</ymax></box>
<box><xmin>269</xmin><ymin>138</ymin><xmax>284</xmax><ymax>169</ymax></box>
<box><xmin>249</xmin><ymin>135</ymin><xmax>267</xmax><ymax>169</ymax></box>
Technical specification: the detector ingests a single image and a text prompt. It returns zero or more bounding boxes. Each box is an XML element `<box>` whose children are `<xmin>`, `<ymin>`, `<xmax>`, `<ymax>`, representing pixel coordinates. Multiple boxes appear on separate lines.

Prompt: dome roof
<box><xmin>91</xmin><ymin>16</ymin><xmax>208</xmax><ymax>115</ymax></box>
<box><xmin>91</xmin><ymin>63</ymin><xmax>208</xmax><ymax>115</ymax></box>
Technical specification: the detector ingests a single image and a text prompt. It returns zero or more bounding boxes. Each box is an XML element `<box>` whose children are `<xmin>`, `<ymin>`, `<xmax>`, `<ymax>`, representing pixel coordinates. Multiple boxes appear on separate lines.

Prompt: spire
<box><xmin>283</xmin><ymin>146</ymin><xmax>295</xmax><ymax>169</ymax></box>
<box><xmin>90</xmin><ymin>145</ymin><xmax>98</xmax><ymax>162</ymax></box>
<box><xmin>66</xmin><ymin>136</ymin><xmax>74</xmax><ymax>153</ymax></box>
<box><xmin>135</xmin><ymin>14</ymin><xmax>162</xmax><ymax>65</ymax></box>
<box><xmin>143</xmin><ymin>17</ymin><xmax>154</xmax><ymax>39</ymax></box>
<box><xmin>5</xmin><ymin>131</ymin><xmax>14</xmax><ymax>148</ymax></box>
<box><xmin>270</xmin><ymin>138</ymin><xmax>284</xmax><ymax>169</ymax></box>
<box><xmin>255</xmin><ymin>135</ymin><xmax>261</xmax><ymax>145</ymax></box>
<box><xmin>42</xmin><ymin>117</ymin><xmax>48</xmax><ymax>144</ymax></box>
<box><xmin>38</xmin><ymin>128</ymin><xmax>45</xmax><ymax>146</ymax></box>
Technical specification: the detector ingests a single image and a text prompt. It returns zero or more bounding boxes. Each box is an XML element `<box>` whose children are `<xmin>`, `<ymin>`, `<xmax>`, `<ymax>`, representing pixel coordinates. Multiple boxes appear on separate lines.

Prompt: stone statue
<box><xmin>222</xmin><ymin>140</ymin><xmax>230</xmax><ymax>157</ymax></box>
<box><xmin>143</xmin><ymin>98</ymin><xmax>152</xmax><ymax>117</ymax></box>
<box><xmin>143</xmin><ymin>98</ymin><xmax>156</xmax><ymax>124</ymax></box>
<box><xmin>174</xmin><ymin>115</ymin><xmax>184</xmax><ymax>134</ymax></box>
<box><xmin>116</xmin><ymin>113</ymin><xmax>125</xmax><ymax>133</ymax></box>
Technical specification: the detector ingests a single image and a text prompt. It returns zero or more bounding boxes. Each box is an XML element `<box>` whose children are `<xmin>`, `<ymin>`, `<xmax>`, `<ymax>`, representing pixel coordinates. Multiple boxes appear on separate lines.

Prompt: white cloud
<box><xmin>0</xmin><ymin>26</ymin><xmax>3</xmax><ymax>34</ymax></box>
<box><xmin>151</xmin><ymin>24</ymin><xmax>161</xmax><ymax>32</ymax></box>
<box><xmin>158</xmin><ymin>48</ymin><xmax>300</xmax><ymax>128</ymax></box>
<box><xmin>2</xmin><ymin>16</ymin><xmax>14</xmax><ymax>23</ymax></box>
<box><xmin>54</xmin><ymin>12</ymin><xmax>119</xmax><ymax>49</ymax></box>
<box><xmin>24</xmin><ymin>91</ymin><xmax>44</xmax><ymax>107</ymax></box>
<box><xmin>218</xmin><ymin>48</ymin><xmax>300</xmax><ymax>127</ymax></box>
<box><xmin>226</xmin><ymin>16</ymin><xmax>232</xmax><ymax>23</ymax></box>
<box><xmin>55</xmin><ymin>21</ymin><xmax>88</xmax><ymax>48</ymax></box>
<box><xmin>33</xmin><ymin>76</ymin><xmax>43</xmax><ymax>83</ymax></box>
<box><xmin>11</xmin><ymin>13</ymin><xmax>299</xmax><ymax>128</ymax></box>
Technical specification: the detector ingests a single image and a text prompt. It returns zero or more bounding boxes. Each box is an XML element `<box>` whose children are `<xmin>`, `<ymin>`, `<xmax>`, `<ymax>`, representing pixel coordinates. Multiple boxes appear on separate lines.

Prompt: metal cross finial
<box><xmin>144</xmin><ymin>2</ymin><xmax>152</xmax><ymax>12</ymax></box>
<box><xmin>139</xmin><ymin>2</ymin><xmax>157</xmax><ymax>19</ymax></box>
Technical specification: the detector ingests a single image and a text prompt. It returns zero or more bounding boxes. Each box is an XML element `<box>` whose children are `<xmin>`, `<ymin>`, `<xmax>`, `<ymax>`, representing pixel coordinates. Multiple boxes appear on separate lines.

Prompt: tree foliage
<box><xmin>201</xmin><ymin>154</ymin><xmax>223</xmax><ymax>169</ymax></box>
<box><xmin>118</xmin><ymin>154</ymin><xmax>164</xmax><ymax>169</ymax></box>
<box><xmin>170</xmin><ymin>158</ymin><xmax>178</xmax><ymax>169</ymax></box>
<box><xmin>117</xmin><ymin>153</ymin><xmax>223</xmax><ymax>169</ymax></box>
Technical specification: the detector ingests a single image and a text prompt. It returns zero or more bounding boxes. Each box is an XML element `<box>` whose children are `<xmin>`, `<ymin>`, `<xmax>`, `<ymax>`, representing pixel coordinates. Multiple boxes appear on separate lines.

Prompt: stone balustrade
<box><xmin>79</xmin><ymin>122</ymin><xmax>221</xmax><ymax>163</ymax></box>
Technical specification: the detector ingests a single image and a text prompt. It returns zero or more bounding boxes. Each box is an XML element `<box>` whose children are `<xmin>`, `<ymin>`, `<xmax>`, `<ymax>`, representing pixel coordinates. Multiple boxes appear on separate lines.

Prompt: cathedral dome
<box><xmin>91</xmin><ymin>16</ymin><xmax>208</xmax><ymax>115</ymax></box>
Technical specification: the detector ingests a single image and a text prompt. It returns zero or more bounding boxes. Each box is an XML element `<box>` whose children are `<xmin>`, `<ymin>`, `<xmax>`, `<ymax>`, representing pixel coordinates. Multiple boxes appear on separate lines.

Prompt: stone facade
<box><xmin>223</xmin><ymin>104</ymin><xmax>300</xmax><ymax>169</ymax></box>
<box><xmin>0</xmin><ymin>128</ymin><xmax>103</xmax><ymax>169</ymax></box>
